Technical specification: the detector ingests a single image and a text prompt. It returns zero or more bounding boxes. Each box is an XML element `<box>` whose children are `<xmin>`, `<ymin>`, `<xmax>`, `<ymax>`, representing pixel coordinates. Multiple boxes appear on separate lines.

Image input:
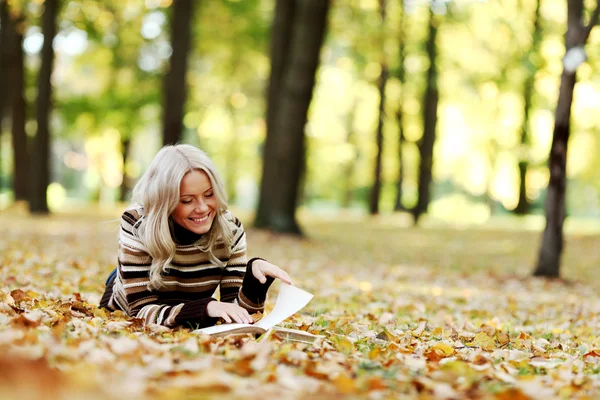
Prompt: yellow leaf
<box><xmin>412</xmin><ymin>320</ymin><xmax>427</xmax><ymax>337</ymax></box>
<box><xmin>27</xmin><ymin>291</ymin><xmax>39</xmax><ymax>299</ymax></box>
<box><xmin>431</xmin><ymin>342</ymin><xmax>455</xmax><ymax>356</ymax></box>
<box><xmin>334</xmin><ymin>336</ymin><xmax>354</xmax><ymax>355</ymax></box>
<box><xmin>368</xmin><ymin>346</ymin><xmax>382</xmax><ymax>359</ymax></box>
<box><xmin>93</xmin><ymin>308</ymin><xmax>108</xmax><ymax>319</ymax></box>
<box><xmin>333</xmin><ymin>374</ymin><xmax>358</xmax><ymax>394</ymax></box>
<box><xmin>470</xmin><ymin>332</ymin><xmax>496</xmax><ymax>351</ymax></box>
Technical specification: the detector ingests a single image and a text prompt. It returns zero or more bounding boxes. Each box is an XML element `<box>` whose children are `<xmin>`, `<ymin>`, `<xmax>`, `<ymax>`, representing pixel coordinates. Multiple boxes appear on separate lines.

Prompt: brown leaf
<box><xmin>226</xmin><ymin>358</ymin><xmax>254</xmax><ymax>377</ymax></box>
<box><xmin>376</xmin><ymin>329</ymin><xmax>398</xmax><ymax>342</ymax></box>
<box><xmin>11</xmin><ymin>313</ymin><xmax>42</xmax><ymax>328</ymax></box>
<box><xmin>70</xmin><ymin>301</ymin><xmax>93</xmax><ymax>317</ymax></box>
<box><xmin>0</xmin><ymin>355</ymin><xmax>64</xmax><ymax>399</ymax></box>
<box><xmin>495</xmin><ymin>388</ymin><xmax>531</xmax><ymax>400</ymax></box>
<box><xmin>497</xmin><ymin>332</ymin><xmax>510</xmax><ymax>346</ymax></box>
<box><xmin>425</xmin><ymin>342</ymin><xmax>455</xmax><ymax>361</ymax></box>
<box><xmin>10</xmin><ymin>289</ymin><xmax>28</xmax><ymax>303</ymax></box>
<box><xmin>583</xmin><ymin>350</ymin><xmax>600</xmax><ymax>359</ymax></box>
<box><xmin>424</xmin><ymin>348</ymin><xmax>446</xmax><ymax>362</ymax></box>
<box><xmin>304</xmin><ymin>361</ymin><xmax>329</xmax><ymax>380</ymax></box>
<box><xmin>366</xmin><ymin>376</ymin><xmax>387</xmax><ymax>391</ymax></box>
<box><xmin>479</xmin><ymin>323</ymin><xmax>496</xmax><ymax>336</ymax></box>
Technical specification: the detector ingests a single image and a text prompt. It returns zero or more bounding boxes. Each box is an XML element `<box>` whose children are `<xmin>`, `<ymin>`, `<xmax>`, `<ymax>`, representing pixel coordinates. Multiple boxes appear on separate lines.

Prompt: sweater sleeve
<box><xmin>219</xmin><ymin>213</ymin><xmax>274</xmax><ymax>313</ymax></box>
<box><xmin>108</xmin><ymin>208</ymin><xmax>218</xmax><ymax>328</ymax></box>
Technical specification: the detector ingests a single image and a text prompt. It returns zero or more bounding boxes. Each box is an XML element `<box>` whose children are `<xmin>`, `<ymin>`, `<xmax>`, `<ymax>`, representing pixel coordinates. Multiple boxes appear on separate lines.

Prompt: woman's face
<box><xmin>171</xmin><ymin>169</ymin><xmax>217</xmax><ymax>235</ymax></box>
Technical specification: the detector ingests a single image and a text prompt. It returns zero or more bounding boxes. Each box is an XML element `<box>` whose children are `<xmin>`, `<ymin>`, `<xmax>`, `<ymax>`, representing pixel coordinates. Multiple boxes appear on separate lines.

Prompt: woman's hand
<box><xmin>206</xmin><ymin>301</ymin><xmax>253</xmax><ymax>324</ymax></box>
<box><xmin>252</xmin><ymin>259</ymin><xmax>293</xmax><ymax>285</ymax></box>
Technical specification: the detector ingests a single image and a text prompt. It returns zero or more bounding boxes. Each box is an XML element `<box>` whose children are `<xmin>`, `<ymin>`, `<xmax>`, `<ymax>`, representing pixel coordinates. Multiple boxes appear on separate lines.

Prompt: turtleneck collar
<box><xmin>170</xmin><ymin>219</ymin><xmax>204</xmax><ymax>245</ymax></box>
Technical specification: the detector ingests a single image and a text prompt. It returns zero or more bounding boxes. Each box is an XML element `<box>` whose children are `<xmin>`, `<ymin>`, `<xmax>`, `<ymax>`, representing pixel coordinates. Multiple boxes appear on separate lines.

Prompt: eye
<box><xmin>181</xmin><ymin>199</ymin><xmax>192</xmax><ymax>204</ymax></box>
<box><xmin>205</xmin><ymin>192</ymin><xmax>214</xmax><ymax>198</ymax></box>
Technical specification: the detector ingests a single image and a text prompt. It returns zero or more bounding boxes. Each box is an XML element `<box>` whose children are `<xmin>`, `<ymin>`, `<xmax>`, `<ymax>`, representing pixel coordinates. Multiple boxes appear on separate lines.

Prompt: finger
<box><xmin>231</xmin><ymin>310</ymin><xmax>245</xmax><ymax>324</ymax></box>
<box><xmin>283</xmin><ymin>272</ymin><xmax>293</xmax><ymax>285</ymax></box>
<box><xmin>241</xmin><ymin>308</ymin><xmax>252</xmax><ymax>324</ymax></box>
<box><xmin>220</xmin><ymin>311</ymin><xmax>232</xmax><ymax>324</ymax></box>
<box><xmin>239</xmin><ymin>309</ymin><xmax>252</xmax><ymax>324</ymax></box>
<box><xmin>253</xmin><ymin>265</ymin><xmax>267</xmax><ymax>284</ymax></box>
<box><xmin>271</xmin><ymin>269</ymin><xmax>292</xmax><ymax>284</ymax></box>
<box><xmin>261</xmin><ymin>264</ymin><xmax>291</xmax><ymax>284</ymax></box>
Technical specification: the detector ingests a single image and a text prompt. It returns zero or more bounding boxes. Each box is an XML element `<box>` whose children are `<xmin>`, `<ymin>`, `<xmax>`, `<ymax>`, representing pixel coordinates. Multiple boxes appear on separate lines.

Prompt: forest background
<box><xmin>1</xmin><ymin>0</ymin><xmax>599</xmax><ymax>223</ymax></box>
<box><xmin>2</xmin><ymin>0</ymin><xmax>600</xmax><ymax>398</ymax></box>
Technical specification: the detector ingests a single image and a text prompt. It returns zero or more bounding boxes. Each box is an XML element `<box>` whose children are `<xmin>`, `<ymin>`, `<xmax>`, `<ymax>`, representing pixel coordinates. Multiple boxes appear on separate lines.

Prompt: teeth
<box><xmin>191</xmin><ymin>214</ymin><xmax>210</xmax><ymax>223</ymax></box>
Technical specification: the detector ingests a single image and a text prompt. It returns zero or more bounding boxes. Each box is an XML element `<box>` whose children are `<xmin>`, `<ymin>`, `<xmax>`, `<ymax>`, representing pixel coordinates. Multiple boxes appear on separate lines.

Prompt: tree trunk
<box><xmin>267</xmin><ymin>0</ymin><xmax>330</xmax><ymax>234</ymax></box>
<box><xmin>412</xmin><ymin>9</ymin><xmax>439</xmax><ymax>223</ymax></box>
<box><xmin>0</xmin><ymin>0</ymin><xmax>10</xmax><ymax>187</ymax></box>
<box><xmin>0</xmin><ymin>0</ymin><xmax>10</xmax><ymax>122</ymax></box>
<box><xmin>342</xmin><ymin>103</ymin><xmax>357</xmax><ymax>209</ymax></box>
<box><xmin>394</xmin><ymin>116</ymin><xmax>406</xmax><ymax>211</ymax></box>
<box><xmin>515</xmin><ymin>0</ymin><xmax>542</xmax><ymax>215</ymax></box>
<box><xmin>369</xmin><ymin>0</ymin><xmax>388</xmax><ymax>215</ymax></box>
<box><xmin>533</xmin><ymin>0</ymin><xmax>599</xmax><ymax>277</ymax></box>
<box><xmin>162</xmin><ymin>0</ymin><xmax>195</xmax><ymax>146</ymax></box>
<box><xmin>370</xmin><ymin>65</ymin><xmax>388</xmax><ymax>215</ymax></box>
<box><xmin>533</xmin><ymin>72</ymin><xmax>575</xmax><ymax>277</ymax></box>
<box><xmin>255</xmin><ymin>0</ymin><xmax>296</xmax><ymax>228</ymax></box>
<box><xmin>30</xmin><ymin>0</ymin><xmax>58</xmax><ymax>214</ymax></box>
<box><xmin>225</xmin><ymin>99</ymin><xmax>239</xmax><ymax>204</ymax></box>
<box><xmin>11</xmin><ymin>13</ymin><xmax>28</xmax><ymax>201</ymax></box>
<box><xmin>394</xmin><ymin>2</ymin><xmax>406</xmax><ymax>212</ymax></box>
<box><xmin>119</xmin><ymin>138</ymin><xmax>131</xmax><ymax>202</ymax></box>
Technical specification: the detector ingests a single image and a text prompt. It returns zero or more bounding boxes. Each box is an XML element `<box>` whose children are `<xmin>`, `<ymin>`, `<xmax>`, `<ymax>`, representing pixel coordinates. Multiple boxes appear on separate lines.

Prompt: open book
<box><xmin>193</xmin><ymin>283</ymin><xmax>320</xmax><ymax>343</ymax></box>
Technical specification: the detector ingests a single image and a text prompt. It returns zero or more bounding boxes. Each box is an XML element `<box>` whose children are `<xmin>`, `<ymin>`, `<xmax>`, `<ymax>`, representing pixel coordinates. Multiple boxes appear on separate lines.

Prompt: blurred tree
<box><xmin>255</xmin><ymin>0</ymin><xmax>296</xmax><ymax>229</ymax></box>
<box><xmin>9</xmin><ymin>7</ymin><xmax>28</xmax><ymax>201</ymax></box>
<box><xmin>393</xmin><ymin>2</ymin><xmax>406</xmax><ymax>212</ymax></box>
<box><xmin>533</xmin><ymin>0</ymin><xmax>600</xmax><ymax>277</ymax></box>
<box><xmin>0</xmin><ymin>0</ymin><xmax>9</xmax><ymax>185</ymax></box>
<box><xmin>225</xmin><ymin>90</ymin><xmax>240</xmax><ymax>204</ymax></box>
<box><xmin>30</xmin><ymin>0</ymin><xmax>59</xmax><ymax>214</ymax></box>
<box><xmin>412</xmin><ymin>7</ymin><xmax>440</xmax><ymax>223</ymax></box>
<box><xmin>515</xmin><ymin>0</ymin><xmax>543</xmax><ymax>215</ymax></box>
<box><xmin>104</xmin><ymin>3</ymin><xmax>138</xmax><ymax>202</ymax></box>
<box><xmin>162</xmin><ymin>0</ymin><xmax>195</xmax><ymax>146</ymax></box>
<box><xmin>369</xmin><ymin>0</ymin><xmax>388</xmax><ymax>215</ymax></box>
<box><xmin>256</xmin><ymin>0</ymin><xmax>330</xmax><ymax>234</ymax></box>
<box><xmin>342</xmin><ymin>100</ymin><xmax>358</xmax><ymax>209</ymax></box>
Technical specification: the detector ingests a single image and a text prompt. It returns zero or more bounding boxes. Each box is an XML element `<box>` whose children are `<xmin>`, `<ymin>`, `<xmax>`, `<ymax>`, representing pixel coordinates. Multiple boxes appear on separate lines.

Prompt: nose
<box><xmin>195</xmin><ymin>200</ymin><xmax>209</xmax><ymax>213</ymax></box>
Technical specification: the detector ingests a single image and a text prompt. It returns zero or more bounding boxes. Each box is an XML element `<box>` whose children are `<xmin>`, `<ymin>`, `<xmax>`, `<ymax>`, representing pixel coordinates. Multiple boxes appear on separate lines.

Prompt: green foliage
<box><xmin>2</xmin><ymin>0</ymin><xmax>600</xmax><ymax>218</ymax></box>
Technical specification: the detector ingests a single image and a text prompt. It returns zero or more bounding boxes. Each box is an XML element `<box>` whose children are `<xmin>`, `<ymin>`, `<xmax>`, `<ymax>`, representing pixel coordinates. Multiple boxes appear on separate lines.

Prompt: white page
<box><xmin>194</xmin><ymin>323</ymin><xmax>251</xmax><ymax>335</ymax></box>
<box><xmin>255</xmin><ymin>283</ymin><xmax>313</xmax><ymax>330</ymax></box>
<box><xmin>193</xmin><ymin>283</ymin><xmax>313</xmax><ymax>335</ymax></box>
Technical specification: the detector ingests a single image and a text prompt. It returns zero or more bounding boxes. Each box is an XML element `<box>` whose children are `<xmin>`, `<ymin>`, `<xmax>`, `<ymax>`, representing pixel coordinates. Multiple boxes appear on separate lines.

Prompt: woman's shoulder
<box><xmin>222</xmin><ymin>209</ymin><xmax>243</xmax><ymax>229</ymax></box>
<box><xmin>121</xmin><ymin>204</ymin><xmax>144</xmax><ymax>226</ymax></box>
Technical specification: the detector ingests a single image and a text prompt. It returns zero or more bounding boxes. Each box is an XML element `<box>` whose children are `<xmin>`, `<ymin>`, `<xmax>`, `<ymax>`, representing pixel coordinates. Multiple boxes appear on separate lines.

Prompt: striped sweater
<box><xmin>99</xmin><ymin>206</ymin><xmax>273</xmax><ymax>328</ymax></box>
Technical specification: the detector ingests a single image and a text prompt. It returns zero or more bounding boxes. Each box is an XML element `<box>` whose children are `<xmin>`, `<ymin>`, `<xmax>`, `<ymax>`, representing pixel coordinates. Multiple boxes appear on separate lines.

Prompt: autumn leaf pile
<box><xmin>1</xmin><ymin>211</ymin><xmax>600</xmax><ymax>399</ymax></box>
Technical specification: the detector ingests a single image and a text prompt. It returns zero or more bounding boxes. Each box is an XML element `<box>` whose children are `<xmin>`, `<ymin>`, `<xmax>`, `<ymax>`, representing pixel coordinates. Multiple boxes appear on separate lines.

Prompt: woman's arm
<box><xmin>219</xmin><ymin>214</ymin><xmax>277</xmax><ymax>314</ymax></box>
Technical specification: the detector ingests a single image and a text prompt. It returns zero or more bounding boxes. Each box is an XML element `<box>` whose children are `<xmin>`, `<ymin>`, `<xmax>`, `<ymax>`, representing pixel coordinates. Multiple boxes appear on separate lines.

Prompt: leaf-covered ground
<box><xmin>1</xmin><ymin>209</ymin><xmax>600</xmax><ymax>399</ymax></box>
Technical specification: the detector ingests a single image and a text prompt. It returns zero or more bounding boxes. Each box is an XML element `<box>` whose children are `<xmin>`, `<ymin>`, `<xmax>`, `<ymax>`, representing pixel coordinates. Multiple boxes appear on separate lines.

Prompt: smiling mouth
<box><xmin>189</xmin><ymin>213</ymin><xmax>211</xmax><ymax>223</ymax></box>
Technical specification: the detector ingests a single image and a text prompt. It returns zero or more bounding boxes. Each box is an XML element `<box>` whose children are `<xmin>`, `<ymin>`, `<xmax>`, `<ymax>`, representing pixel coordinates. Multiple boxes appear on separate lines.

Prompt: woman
<box><xmin>100</xmin><ymin>144</ymin><xmax>292</xmax><ymax>328</ymax></box>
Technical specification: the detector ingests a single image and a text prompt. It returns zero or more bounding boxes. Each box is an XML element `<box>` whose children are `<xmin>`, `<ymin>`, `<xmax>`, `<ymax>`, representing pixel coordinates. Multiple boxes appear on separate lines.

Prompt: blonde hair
<box><xmin>131</xmin><ymin>144</ymin><xmax>233</xmax><ymax>289</ymax></box>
